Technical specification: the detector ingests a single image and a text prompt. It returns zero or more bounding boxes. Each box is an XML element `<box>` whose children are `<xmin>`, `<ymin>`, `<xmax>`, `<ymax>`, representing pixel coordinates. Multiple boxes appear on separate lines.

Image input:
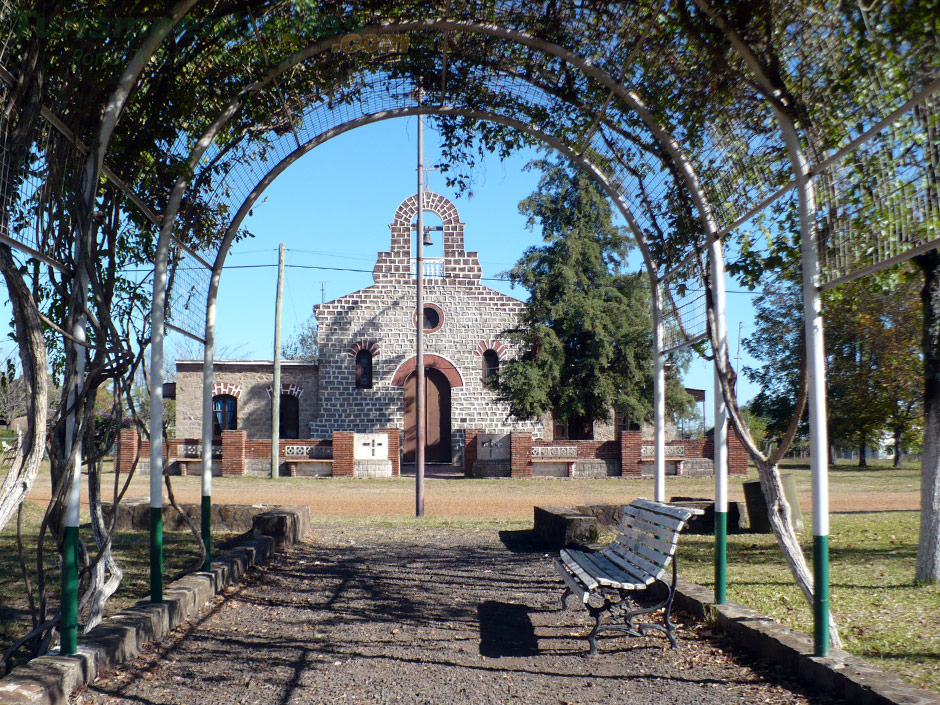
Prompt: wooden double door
<box><xmin>403</xmin><ymin>368</ymin><xmax>452</xmax><ymax>463</ymax></box>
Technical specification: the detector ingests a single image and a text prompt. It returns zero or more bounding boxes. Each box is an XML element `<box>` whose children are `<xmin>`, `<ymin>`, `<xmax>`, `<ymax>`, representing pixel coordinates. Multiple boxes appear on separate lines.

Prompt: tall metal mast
<box><xmin>415</xmin><ymin>87</ymin><xmax>426</xmax><ymax>517</ymax></box>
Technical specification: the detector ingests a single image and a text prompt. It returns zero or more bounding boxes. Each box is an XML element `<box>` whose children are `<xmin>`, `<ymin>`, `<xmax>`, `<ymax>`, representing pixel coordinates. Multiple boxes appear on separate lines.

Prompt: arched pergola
<box><xmin>0</xmin><ymin>1</ymin><xmax>936</xmax><ymax>659</ymax></box>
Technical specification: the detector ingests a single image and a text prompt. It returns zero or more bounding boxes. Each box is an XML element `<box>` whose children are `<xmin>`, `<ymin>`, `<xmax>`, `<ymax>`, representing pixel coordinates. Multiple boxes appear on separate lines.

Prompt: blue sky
<box><xmin>191</xmin><ymin>116</ymin><xmax>762</xmax><ymax>426</ymax></box>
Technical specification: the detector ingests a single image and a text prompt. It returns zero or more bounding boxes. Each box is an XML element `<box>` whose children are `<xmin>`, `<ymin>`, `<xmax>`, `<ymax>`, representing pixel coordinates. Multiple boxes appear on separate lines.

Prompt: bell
<box><xmin>422</xmin><ymin>227</ymin><xmax>433</xmax><ymax>247</ymax></box>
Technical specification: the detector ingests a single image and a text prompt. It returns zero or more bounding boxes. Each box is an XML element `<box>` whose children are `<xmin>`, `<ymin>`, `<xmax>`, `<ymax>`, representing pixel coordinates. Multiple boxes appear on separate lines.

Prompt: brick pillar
<box><xmin>221</xmin><ymin>430</ymin><xmax>246</xmax><ymax>477</ymax></box>
<box><xmin>332</xmin><ymin>431</ymin><xmax>355</xmax><ymax>477</ymax></box>
<box><xmin>620</xmin><ymin>431</ymin><xmax>642</xmax><ymax>477</ymax></box>
<box><xmin>510</xmin><ymin>432</ymin><xmax>532</xmax><ymax>478</ymax></box>
<box><xmin>464</xmin><ymin>428</ymin><xmax>485</xmax><ymax>477</ymax></box>
<box><xmin>381</xmin><ymin>429</ymin><xmax>400</xmax><ymax>477</ymax></box>
<box><xmin>116</xmin><ymin>428</ymin><xmax>140</xmax><ymax>475</ymax></box>
<box><xmin>728</xmin><ymin>426</ymin><xmax>750</xmax><ymax>475</ymax></box>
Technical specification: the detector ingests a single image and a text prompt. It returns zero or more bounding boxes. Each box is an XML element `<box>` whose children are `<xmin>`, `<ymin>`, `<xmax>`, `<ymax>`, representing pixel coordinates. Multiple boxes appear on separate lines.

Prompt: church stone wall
<box><xmin>175</xmin><ymin>361</ymin><xmax>319</xmax><ymax>440</ymax></box>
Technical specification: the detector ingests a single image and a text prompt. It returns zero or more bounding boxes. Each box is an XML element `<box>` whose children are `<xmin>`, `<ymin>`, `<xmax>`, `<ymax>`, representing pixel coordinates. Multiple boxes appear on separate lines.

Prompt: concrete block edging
<box><xmin>0</xmin><ymin>506</ymin><xmax>311</xmax><ymax>705</ymax></box>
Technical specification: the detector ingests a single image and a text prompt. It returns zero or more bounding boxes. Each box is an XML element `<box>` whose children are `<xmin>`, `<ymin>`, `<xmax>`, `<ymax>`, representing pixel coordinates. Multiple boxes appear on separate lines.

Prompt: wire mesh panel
<box><xmin>164</xmin><ymin>244</ymin><xmax>211</xmax><ymax>343</ymax></box>
<box><xmin>818</xmin><ymin>87</ymin><xmax>940</xmax><ymax>289</ymax></box>
<box><xmin>661</xmin><ymin>255</ymin><xmax>708</xmax><ymax>354</ymax></box>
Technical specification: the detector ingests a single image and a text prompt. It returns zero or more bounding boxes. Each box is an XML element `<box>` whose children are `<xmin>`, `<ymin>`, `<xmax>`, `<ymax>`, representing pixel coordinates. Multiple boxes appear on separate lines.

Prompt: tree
<box><xmin>493</xmin><ymin>159</ymin><xmax>693</xmax><ymax>428</ymax></box>
<box><xmin>825</xmin><ymin>274</ymin><xmax>923</xmax><ymax>467</ymax></box>
<box><xmin>283</xmin><ymin>314</ymin><xmax>318</xmax><ymax>361</ymax></box>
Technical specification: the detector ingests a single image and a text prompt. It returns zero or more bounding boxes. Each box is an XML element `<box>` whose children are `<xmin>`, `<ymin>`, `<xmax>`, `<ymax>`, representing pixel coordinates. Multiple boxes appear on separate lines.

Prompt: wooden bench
<box><xmin>553</xmin><ymin>498</ymin><xmax>703</xmax><ymax>654</ymax></box>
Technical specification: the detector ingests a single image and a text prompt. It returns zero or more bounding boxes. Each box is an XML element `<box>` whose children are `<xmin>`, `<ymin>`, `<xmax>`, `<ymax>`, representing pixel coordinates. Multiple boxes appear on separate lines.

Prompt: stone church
<box><xmin>310</xmin><ymin>191</ymin><xmax>542</xmax><ymax>463</ymax></box>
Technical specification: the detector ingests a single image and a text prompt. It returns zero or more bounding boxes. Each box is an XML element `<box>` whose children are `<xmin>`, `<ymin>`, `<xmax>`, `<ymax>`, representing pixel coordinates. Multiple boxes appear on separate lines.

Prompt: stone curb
<box><xmin>674</xmin><ymin>579</ymin><xmax>940</xmax><ymax>705</ymax></box>
<box><xmin>0</xmin><ymin>507</ymin><xmax>311</xmax><ymax>705</ymax></box>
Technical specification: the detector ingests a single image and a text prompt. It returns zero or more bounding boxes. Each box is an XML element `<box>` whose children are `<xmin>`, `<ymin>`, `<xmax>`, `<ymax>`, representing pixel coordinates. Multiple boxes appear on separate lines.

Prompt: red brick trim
<box><xmin>212</xmin><ymin>382</ymin><xmax>242</xmax><ymax>398</ymax></box>
<box><xmin>472</xmin><ymin>339</ymin><xmax>508</xmax><ymax>358</ymax></box>
<box><xmin>390</xmin><ymin>354</ymin><xmax>464</xmax><ymax>388</ymax></box>
<box><xmin>346</xmin><ymin>339</ymin><xmax>380</xmax><ymax>358</ymax></box>
<box><xmin>265</xmin><ymin>382</ymin><xmax>304</xmax><ymax>398</ymax></box>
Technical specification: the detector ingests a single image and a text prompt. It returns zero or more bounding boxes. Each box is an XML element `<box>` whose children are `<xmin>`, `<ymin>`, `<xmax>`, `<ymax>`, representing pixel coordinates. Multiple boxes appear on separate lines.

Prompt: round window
<box><xmin>415</xmin><ymin>304</ymin><xmax>444</xmax><ymax>333</ymax></box>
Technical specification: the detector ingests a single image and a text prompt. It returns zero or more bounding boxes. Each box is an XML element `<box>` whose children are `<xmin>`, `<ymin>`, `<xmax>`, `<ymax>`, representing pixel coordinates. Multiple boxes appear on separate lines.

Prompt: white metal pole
<box><xmin>709</xmin><ymin>238</ymin><xmax>730</xmax><ymax>603</ymax></box>
<box><xmin>200</xmin><ymin>269</ymin><xmax>218</xmax><ymax>572</ymax></box>
<box><xmin>149</xmin><ymin>238</ymin><xmax>168</xmax><ymax>603</ymax></box>
<box><xmin>652</xmin><ymin>280</ymin><xmax>666</xmax><ymax>502</ymax></box>
<box><xmin>778</xmin><ymin>113</ymin><xmax>831</xmax><ymax>655</ymax></box>
<box><xmin>61</xmin><ymin>295</ymin><xmax>86</xmax><ymax>654</ymax></box>
<box><xmin>271</xmin><ymin>243</ymin><xmax>285</xmax><ymax>479</ymax></box>
<box><xmin>415</xmin><ymin>95</ymin><xmax>426</xmax><ymax>517</ymax></box>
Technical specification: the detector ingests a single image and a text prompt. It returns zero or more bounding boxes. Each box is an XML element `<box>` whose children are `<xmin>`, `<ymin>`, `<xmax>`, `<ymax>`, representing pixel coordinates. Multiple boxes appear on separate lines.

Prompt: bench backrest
<box><xmin>603</xmin><ymin>498</ymin><xmax>699</xmax><ymax>585</ymax></box>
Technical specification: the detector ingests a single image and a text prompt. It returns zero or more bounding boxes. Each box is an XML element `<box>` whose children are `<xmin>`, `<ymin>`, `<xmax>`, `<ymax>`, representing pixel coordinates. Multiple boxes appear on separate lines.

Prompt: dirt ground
<box><xmin>24</xmin><ymin>469</ymin><xmax>921</xmax><ymax>521</ymax></box>
<box><xmin>78</xmin><ymin>525</ymin><xmax>847</xmax><ymax>705</ymax></box>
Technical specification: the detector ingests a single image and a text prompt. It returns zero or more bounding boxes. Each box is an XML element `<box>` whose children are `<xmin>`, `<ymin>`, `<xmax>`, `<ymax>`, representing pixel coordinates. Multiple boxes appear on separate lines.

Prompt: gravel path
<box><xmin>80</xmin><ymin>525</ymin><xmax>845</xmax><ymax>705</ymax></box>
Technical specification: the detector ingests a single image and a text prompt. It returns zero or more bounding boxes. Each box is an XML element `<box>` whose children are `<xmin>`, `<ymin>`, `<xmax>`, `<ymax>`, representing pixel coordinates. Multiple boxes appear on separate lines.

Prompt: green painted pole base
<box><xmin>814</xmin><ymin>534</ymin><xmax>830</xmax><ymax>656</ymax></box>
<box><xmin>201</xmin><ymin>495</ymin><xmax>211</xmax><ymax>572</ymax></box>
<box><xmin>150</xmin><ymin>507</ymin><xmax>163</xmax><ymax>603</ymax></box>
<box><xmin>61</xmin><ymin>525</ymin><xmax>79</xmax><ymax>654</ymax></box>
<box><xmin>714</xmin><ymin>511</ymin><xmax>727</xmax><ymax>605</ymax></box>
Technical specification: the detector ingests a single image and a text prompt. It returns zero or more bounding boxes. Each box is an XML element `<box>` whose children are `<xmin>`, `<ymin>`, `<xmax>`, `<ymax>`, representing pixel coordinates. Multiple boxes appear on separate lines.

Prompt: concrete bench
<box><xmin>553</xmin><ymin>498</ymin><xmax>702</xmax><ymax>653</ymax></box>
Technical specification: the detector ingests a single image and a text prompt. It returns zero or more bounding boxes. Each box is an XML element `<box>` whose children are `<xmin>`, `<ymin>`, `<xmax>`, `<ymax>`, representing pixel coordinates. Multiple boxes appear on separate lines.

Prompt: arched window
<box><xmin>355</xmin><ymin>349</ymin><xmax>373</xmax><ymax>389</ymax></box>
<box><xmin>279</xmin><ymin>394</ymin><xmax>300</xmax><ymax>439</ymax></box>
<box><xmin>212</xmin><ymin>394</ymin><xmax>237</xmax><ymax>436</ymax></box>
<box><xmin>482</xmin><ymin>349</ymin><xmax>499</xmax><ymax>384</ymax></box>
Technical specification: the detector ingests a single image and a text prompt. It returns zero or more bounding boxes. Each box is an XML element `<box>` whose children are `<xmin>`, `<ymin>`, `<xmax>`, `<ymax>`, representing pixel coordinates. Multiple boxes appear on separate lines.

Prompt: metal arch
<box><xmin>138</xmin><ymin>19</ymin><xmax>754</xmax><ymax>519</ymax></box>
<box><xmin>187</xmin><ymin>106</ymin><xmax>665</xmax><ymax>508</ymax></box>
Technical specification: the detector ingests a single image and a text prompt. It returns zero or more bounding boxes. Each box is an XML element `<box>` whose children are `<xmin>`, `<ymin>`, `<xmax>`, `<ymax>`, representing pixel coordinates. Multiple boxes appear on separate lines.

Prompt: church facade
<box><xmin>310</xmin><ymin>191</ymin><xmax>542</xmax><ymax>464</ymax></box>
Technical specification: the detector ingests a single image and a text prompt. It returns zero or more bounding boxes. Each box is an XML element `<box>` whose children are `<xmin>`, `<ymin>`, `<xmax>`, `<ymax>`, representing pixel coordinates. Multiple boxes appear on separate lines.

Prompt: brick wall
<box><xmin>463</xmin><ymin>428</ymin><xmax>485</xmax><ymax>476</ymax></box>
<box><xmin>221</xmin><ymin>430</ymin><xmax>246</xmax><ymax>476</ymax></box>
<box><xmin>619</xmin><ymin>431</ymin><xmax>644</xmax><ymax>477</ymax></box>
<box><xmin>510</xmin><ymin>432</ymin><xmax>533</xmax><ymax>478</ymax></box>
<box><xmin>729</xmin><ymin>426</ymin><xmax>749</xmax><ymax>474</ymax></box>
<box><xmin>332</xmin><ymin>431</ymin><xmax>355</xmax><ymax>477</ymax></box>
<box><xmin>115</xmin><ymin>428</ymin><xmax>155</xmax><ymax>475</ymax></box>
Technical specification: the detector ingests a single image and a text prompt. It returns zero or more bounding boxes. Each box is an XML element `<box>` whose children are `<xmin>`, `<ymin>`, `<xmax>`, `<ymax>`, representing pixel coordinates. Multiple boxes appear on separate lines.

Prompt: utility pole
<box><xmin>271</xmin><ymin>243</ymin><xmax>285</xmax><ymax>479</ymax></box>
<box><xmin>415</xmin><ymin>86</ymin><xmax>426</xmax><ymax>517</ymax></box>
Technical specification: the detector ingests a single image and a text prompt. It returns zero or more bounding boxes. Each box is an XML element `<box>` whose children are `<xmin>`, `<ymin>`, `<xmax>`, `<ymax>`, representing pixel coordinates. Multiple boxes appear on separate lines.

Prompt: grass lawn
<box><xmin>0</xmin><ymin>501</ymin><xmax>237</xmax><ymax>667</ymax></box>
<box><xmin>677</xmin><ymin>510</ymin><xmax>940</xmax><ymax>694</ymax></box>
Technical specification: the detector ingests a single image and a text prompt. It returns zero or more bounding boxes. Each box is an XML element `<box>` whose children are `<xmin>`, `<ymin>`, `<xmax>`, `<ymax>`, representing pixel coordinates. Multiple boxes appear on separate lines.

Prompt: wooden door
<box><xmin>402</xmin><ymin>369</ymin><xmax>452</xmax><ymax>463</ymax></box>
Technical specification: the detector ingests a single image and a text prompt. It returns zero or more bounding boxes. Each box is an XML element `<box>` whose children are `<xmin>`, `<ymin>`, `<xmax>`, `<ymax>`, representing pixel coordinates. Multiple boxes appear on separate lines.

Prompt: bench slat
<box><xmin>564</xmin><ymin>550</ymin><xmax>625</xmax><ymax>588</ymax></box>
<box><xmin>616</xmin><ymin>527</ymin><xmax>676</xmax><ymax>564</ymax></box>
<box><xmin>553</xmin><ymin>557</ymin><xmax>590</xmax><ymax>603</ymax></box>
<box><xmin>559</xmin><ymin>550</ymin><xmax>600</xmax><ymax>592</ymax></box>
<box><xmin>586</xmin><ymin>551</ymin><xmax>649</xmax><ymax>590</ymax></box>
<box><xmin>619</xmin><ymin>514</ymin><xmax>679</xmax><ymax>543</ymax></box>
<box><xmin>617</xmin><ymin>534</ymin><xmax>672</xmax><ymax>567</ymax></box>
<box><xmin>567</xmin><ymin>548</ymin><xmax>647</xmax><ymax>589</ymax></box>
<box><xmin>632</xmin><ymin>498</ymin><xmax>702</xmax><ymax>521</ymax></box>
<box><xmin>593</xmin><ymin>547</ymin><xmax>655</xmax><ymax>587</ymax></box>
<box><xmin>623</xmin><ymin>504</ymin><xmax>688</xmax><ymax>532</ymax></box>
<box><xmin>618</xmin><ymin>519</ymin><xmax>679</xmax><ymax>547</ymax></box>
<box><xmin>605</xmin><ymin>539</ymin><xmax>669</xmax><ymax>580</ymax></box>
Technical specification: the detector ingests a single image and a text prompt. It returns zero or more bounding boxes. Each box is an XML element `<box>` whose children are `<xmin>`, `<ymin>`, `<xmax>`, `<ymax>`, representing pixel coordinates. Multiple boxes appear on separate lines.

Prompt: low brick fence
<box><xmin>465</xmin><ymin>428</ymin><xmax>749</xmax><ymax>478</ymax></box>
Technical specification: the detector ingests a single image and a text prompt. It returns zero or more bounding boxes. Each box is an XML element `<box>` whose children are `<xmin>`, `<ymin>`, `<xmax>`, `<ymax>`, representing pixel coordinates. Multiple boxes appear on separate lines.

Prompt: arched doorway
<box><xmin>403</xmin><ymin>368</ymin><xmax>452</xmax><ymax>463</ymax></box>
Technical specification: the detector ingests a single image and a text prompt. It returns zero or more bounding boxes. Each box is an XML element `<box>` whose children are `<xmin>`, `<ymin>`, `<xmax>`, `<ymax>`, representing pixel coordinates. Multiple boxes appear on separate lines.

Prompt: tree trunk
<box><xmin>858</xmin><ymin>438</ymin><xmax>867</xmax><ymax>468</ymax></box>
<box><xmin>893</xmin><ymin>425</ymin><xmax>903</xmax><ymax>469</ymax></box>
<box><xmin>915</xmin><ymin>250</ymin><xmax>940</xmax><ymax>583</ymax></box>
<box><xmin>0</xmin><ymin>244</ymin><xmax>48</xmax><ymax>531</ymax></box>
